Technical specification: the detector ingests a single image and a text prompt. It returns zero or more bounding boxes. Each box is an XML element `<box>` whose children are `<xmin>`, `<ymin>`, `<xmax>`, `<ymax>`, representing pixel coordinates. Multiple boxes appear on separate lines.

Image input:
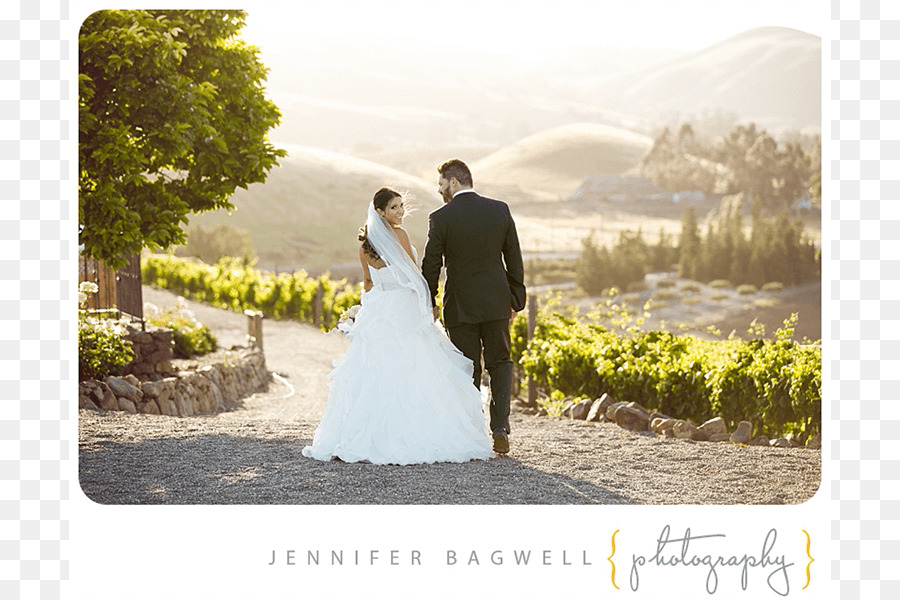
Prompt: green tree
<box><xmin>175</xmin><ymin>222</ymin><xmax>256</xmax><ymax>265</ymax></box>
<box><xmin>677</xmin><ymin>205</ymin><xmax>701</xmax><ymax>280</ymax></box>
<box><xmin>79</xmin><ymin>10</ymin><xmax>285</xmax><ymax>269</ymax></box>
<box><xmin>576</xmin><ymin>233</ymin><xmax>609</xmax><ymax>296</ymax></box>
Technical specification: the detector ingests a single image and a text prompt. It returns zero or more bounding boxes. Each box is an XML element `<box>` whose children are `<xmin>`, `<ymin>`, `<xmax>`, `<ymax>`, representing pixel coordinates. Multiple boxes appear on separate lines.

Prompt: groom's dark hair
<box><xmin>438</xmin><ymin>159</ymin><xmax>473</xmax><ymax>187</ymax></box>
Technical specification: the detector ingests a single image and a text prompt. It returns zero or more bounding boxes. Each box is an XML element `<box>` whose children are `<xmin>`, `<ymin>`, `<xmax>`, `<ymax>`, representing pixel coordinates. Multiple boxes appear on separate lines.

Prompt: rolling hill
<box><xmin>184</xmin><ymin>121</ymin><xmax>655</xmax><ymax>271</ymax></box>
<box><xmin>595</xmin><ymin>27</ymin><xmax>821</xmax><ymax>132</ymax></box>
<box><xmin>186</xmin><ymin>146</ymin><xmax>441</xmax><ymax>272</ymax></box>
<box><xmin>472</xmin><ymin>123</ymin><xmax>653</xmax><ymax>203</ymax></box>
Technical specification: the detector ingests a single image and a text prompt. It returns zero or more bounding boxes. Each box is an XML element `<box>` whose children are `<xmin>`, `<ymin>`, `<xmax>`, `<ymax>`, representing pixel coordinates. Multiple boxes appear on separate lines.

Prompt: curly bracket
<box><xmin>609</xmin><ymin>529</ymin><xmax>620</xmax><ymax>590</ymax></box>
<box><xmin>802</xmin><ymin>529</ymin><xmax>814</xmax><ymax>590</ymax></box>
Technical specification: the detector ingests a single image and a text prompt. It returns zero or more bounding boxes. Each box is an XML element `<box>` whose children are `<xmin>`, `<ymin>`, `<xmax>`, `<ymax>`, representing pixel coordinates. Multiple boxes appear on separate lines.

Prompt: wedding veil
<box><xmin>364</xmin><ymin>201</ymin><xmax>433</xmax><ymax>327</ymax></box>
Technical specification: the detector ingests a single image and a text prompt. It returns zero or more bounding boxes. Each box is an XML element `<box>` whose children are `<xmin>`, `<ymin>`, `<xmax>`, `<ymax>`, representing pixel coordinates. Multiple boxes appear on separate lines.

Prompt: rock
<box><xmin>730</xmin><ymin>421</ymin><xmax>753</xmax><ymax>444</ymax></box>
<box><xmin>663</xmin><ymin>428</ymin><xmax>675</xmax><ymax>438</ymax></box>
<box><xmin>106</xmin><ymin>376</ymin><xmax>143</xmax><ymax>403</ymax></box>
<box><xmin>570</xmin><ymin>399</ymin><xmax>593</xmax><ymax>420</ymax></box>
<box><xmin>806</xmin><ymin>434</ymin><xmax>821</xmax><ymax>449</ymax></box>
<box><xmin>123</xmin><ymin>374</ymin><xmax>141</xmax><ymax>388</ymax></box>
<box><xmin>137</xmin><ymin>399</ymin><xmax>160</xmax><ymax>415</ymax></box>
<box><xmin>770</xmin><ymin>438</ymin><xmax>790</xmax><ymax>448</ymax></box>
<box><xmin>94</xmin><ymin>383</ymin><xmax>119</xmax><ymax>410</ymax></box>
<box><xmin>537</xmin><ymin>408</ymin><xmax>548</xmax><ymax>417</ymax></box>
<box><xmin>560</xmin><ymin>399</ymin><xmax>576</xmax><ymax>418</ymax></box>
<box><xmin>79</xmin><ymin>393</ymin><xmax>98</xmax><ymax>410</ymax></box>
<box><xmin>117</xmin><ymin>397</ymin><xmax>137</xmax><ymax>413</ymax></box>
<box><xmin>625</xmin><ymin>402</ymin><xmax>651</xmax><ymax>420</ymax></box>
<box><xmin>751</xmin><ymin>436</ymin><xmax>770</xmax><ymax>446</ymax></box>
<box><xmin>606</xmin><ymin>401</ymin><xmax>629</xmax><ymax>421</ymax></box>
<box><xmin>785</xmin><ymin>433</ymin><xmax>802</xmax><ymax>448</ymax></box>
<box><xmin>157</xmin><ymin>399</ymin><xmax>175</xmax><ymax>416</ymax></box>
<box><xmin>709</xmin><ymin>433</ymin><xmax>731</xmax><ymax>443</ymax></box>
<box><xmin>141</xmin><ymin>380</ymin><xmax>173</xmax><ymax>406</ymax></box>
<box><xmin>699</xmin><ymin>417</ymin><xmax>727</xmax><ymax>436</ymax></box>
<box><xmin>176</xmin><ymin>394</ymin><xmax>194</xmax><ymax>417</ymax></box>
<box><xmin>586</xmin><ymin>394</ymin><xmax>614</xmax><ymax>422</ymax></box>
<box><xmin>614</xmin><ymin>405</ymin><xmax>650</xmax><ymax>432</ymax></box>
<box><xmin>652</xmin><ymin>418</ymin><xmax>677</xmax><ymax>435</ymax></box>
<box><xmin>156</xmin><ymin>361</ymin><xmax>176</xmax><ymax>374</ymax></box>
<box><xmin>649</xmin><ymin>411</ymin><xmax>673</xmax><ymax>423</ymax></box>
<box><xmin>674</xmin><ymin>420</ymin><xmax>709</xmax><ymax>441</ymax></box>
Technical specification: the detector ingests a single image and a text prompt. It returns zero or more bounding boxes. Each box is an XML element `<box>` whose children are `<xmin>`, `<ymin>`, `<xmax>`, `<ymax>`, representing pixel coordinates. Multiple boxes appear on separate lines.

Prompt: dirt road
<box><xmin>78</xmin><ymin>286</ymin><xmax>821</xmax><ymax>505</ymax></box>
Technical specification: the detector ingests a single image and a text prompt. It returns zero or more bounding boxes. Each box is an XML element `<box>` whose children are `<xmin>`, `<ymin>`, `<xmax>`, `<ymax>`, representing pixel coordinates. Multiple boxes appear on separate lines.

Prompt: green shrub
<box><xmin>142</xmin><ymin>254</ymin><xmax>362</xmax><ymax>331</ymax></box>
<box><xmin>79</xmin><ymin>317</ymin><xmax>135</xmax><ymax>381</ymax></box>
<box><xmin>737</xmin><ymin>284</ymin><xmax>758</xmax><ymax>296</ymax></box>
<box><xmin>652</xmin><ymin>289</ymin><xmax>679</xmax><ymax>301</ymax></box>
<box><xmin>711</xmin><ymin>292</ymin><xmax>731</xmax><ymax>301</ymax></box>
<box><xmin>656</xmin><ymin>278</ymin><xmax>677</xmax><ymax>288</ymax></box>
<box><xmin>78</xmin><ymin>282</ymin><xmax>134</xmax><ymax>381</ymax></box>
<box><xmin>762</xmin><ymin>281</ymin><xmax>784</xmax><ymax>292</ymax></box>
<box><xmin>682</xmin><ymin>296</ymin><xmax>701</xmax><ymax>306</ymax></box>
<box><xmin>146</xmin><ymin>302</ymin><xmax>218</xmax><ymax>358</ymax></box>
<box><xmin>518</xmin><ymin>309</ymin><xmax>821</xmax><ymax>437</ymax></box>
<box><xmin>709</xmin><ymin>279</ymin><xmax>732</xmax><ymax>289</ymax></box>
<box><xmin>680</xmin><ymin>282</ymin><xmax>701</xmax><ymax>293</ymax></box>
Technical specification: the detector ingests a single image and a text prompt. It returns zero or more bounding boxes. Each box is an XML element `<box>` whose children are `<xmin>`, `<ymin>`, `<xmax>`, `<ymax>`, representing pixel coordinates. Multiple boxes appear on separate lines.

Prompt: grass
<box><xmin>652</xmin><ymin>289</ymin><xmax>680</xmax><ymax>301</ymax></box>
<box><xmin>754</xmin><ymin>297</ymin><xmax>781</xmax><ymax>308</ymax></box>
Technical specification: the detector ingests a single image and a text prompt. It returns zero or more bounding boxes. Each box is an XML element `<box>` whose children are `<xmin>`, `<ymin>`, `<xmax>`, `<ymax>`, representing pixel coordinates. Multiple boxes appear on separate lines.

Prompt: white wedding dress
<box><xmin>302</xmin><ymin>246</ymin><xmax>493</xmax><ymax>465</ymax></box>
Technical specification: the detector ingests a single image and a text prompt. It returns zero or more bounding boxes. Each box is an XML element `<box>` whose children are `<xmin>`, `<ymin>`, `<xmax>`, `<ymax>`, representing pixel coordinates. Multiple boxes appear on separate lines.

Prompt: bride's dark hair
<box><xmin>359</xmin><ymin>187</ymin><xmax>401</xmax><ymax>262</ymax></box>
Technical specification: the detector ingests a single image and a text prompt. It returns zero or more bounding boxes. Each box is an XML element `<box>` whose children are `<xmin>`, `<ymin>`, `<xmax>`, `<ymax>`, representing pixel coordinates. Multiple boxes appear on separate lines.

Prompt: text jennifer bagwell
<box><xmin>267</xmin><ymin>548</ymin><xmax>593</xmax><ymax>567</ymax></box>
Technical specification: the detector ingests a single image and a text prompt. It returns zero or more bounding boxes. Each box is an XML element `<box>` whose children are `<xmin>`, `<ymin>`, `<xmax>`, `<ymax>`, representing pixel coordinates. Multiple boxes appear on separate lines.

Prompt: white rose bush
<box><xmin>78</xmin><ymin>281</ymin><xmax>135</xmax><ymax>380</ymax></box>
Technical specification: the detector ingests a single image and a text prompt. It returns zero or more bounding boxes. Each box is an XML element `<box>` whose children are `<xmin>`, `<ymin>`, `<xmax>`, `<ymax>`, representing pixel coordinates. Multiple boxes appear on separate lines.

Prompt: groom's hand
<box><xmin>433</xmin><ymin>307</ymin><xmax>440</xmax><ymax>321</ymax></box>
<box><xmin>510</xmin><ymin>308</ymin><xmax>517</xmax><ymax>320</ymax></box>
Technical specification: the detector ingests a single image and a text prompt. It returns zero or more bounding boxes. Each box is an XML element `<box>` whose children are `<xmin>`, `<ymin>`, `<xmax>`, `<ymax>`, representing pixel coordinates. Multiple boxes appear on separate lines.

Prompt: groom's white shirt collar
<box><xmin>453</xmin><ymin>188</ymin><xmax>474</xmax><ymax>198</ymax></box>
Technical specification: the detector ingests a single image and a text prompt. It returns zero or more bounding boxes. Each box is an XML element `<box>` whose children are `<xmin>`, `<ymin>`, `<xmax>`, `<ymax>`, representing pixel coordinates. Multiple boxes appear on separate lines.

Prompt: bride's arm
<box><xmin>359</xmin><ymin>246</ymin><xmax>373</xmax><ymax>292</ymax></box>
<box><xmin>394</xmin><ymin>227</ymin><xmax>416</xmax><ymax>262</ymax></box>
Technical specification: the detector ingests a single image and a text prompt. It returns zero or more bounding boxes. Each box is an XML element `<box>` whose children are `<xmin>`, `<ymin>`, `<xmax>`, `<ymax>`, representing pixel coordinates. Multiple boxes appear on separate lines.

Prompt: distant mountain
<box><xmin>473</xmin><ymin>123</ymin><xmax>653</xmax><ymax>203</ymax></box>
<box><xmin>186</xmin><ymin>146</ymin><xmax>440</xmax><ymax>272</ymax></box>
<box><xmin>252</xmin><ymin>27</ymin><xmax>819</xmax><ymax>154</ymax></box>
<box><xmin>186</xmin><ymin>122</ymin><xmax>654</xmax><ymax>271</ymax></box>
<box><xmin>594</xmin><ymin>27</ymin><xmax>821</xmax><ymax>132</ymax></box>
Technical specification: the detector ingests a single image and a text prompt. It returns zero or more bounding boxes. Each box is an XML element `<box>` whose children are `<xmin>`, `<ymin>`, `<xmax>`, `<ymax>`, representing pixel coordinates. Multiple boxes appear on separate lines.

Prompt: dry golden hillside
<box><xmin>472</xmin><ymin>123</ymin><xmax>653</xmax><ymax>203</ymax></box>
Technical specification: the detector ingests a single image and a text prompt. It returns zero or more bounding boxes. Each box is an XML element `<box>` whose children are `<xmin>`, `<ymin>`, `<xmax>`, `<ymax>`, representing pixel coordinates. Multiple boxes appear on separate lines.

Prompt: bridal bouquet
<box><xmin>335</xmin><ymin>304</ymin><xmax>361</xmax><ymax>336</ymax></box>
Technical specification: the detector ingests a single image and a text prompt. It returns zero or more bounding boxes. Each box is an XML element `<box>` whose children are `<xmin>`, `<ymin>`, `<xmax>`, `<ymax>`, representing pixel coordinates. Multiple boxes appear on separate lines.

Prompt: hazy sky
<box><xmin>242</xmin><ymin>0</ymin><xmax>825</xmax><ymax>55</ymax></box>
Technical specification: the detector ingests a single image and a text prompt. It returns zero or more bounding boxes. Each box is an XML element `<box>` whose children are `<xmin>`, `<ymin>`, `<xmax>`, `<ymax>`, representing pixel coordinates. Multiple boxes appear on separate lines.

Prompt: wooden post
<box><xmin>245</xmin><ymin>310</ymin><xmax>264</xmax><ymax>351</ymax></box>
<box><xmin>313</xmin><ymin>282</ymin><xmax>324</xmax><ymax>328</ymax></box>
<box><xmin>527</xmin><ymin>295</ymin><xmax>538</xmax><ymax>407</ymax></box>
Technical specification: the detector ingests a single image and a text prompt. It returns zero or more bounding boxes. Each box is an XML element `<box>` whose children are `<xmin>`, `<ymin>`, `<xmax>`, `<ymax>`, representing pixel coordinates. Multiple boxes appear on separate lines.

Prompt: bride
<box><xmin>301</xmin><ymin>187</ymin><xmax>494</xmax><ymax>465</ymax></box>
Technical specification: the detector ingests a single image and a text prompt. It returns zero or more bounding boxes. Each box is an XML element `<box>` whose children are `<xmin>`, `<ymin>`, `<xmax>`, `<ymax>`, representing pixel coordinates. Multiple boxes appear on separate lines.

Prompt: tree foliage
<box><xmin>174</xmin><ymin>222</ymin><xmax>256</xmax><ymax>265</ymax></box>
<box><xmin>79</xmin><ymin>10</ymin><xmax>285</xmax><ymax>269</ymax></box>
<box><xmin>686</xmin><ymin>200</ymin><xmax>819</xmax><ymax>287</ymax></box>
<box><xmin>641</xmin><ymin>122</ymin><xmax>821</xmax><ymax>211</ymax></box>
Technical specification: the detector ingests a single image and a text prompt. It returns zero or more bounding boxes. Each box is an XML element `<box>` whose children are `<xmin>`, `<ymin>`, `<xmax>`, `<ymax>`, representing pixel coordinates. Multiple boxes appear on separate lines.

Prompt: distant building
<box><xmin>570</xmin><ymin>175</ymin><xmax>671</xmax><ymax>203</ymax></box>
<box><xmin>672</xmin><ymin>190</ymin><xmax>706</xmax><ymax>204</ymax></box>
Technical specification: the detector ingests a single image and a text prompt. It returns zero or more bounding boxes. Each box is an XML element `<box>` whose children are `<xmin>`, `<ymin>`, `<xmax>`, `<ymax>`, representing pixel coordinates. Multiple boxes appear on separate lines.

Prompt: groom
<box><xmin>422</xmin><ymin>159</ymin><xmax>526</xmax><ymax>454</ymax></box>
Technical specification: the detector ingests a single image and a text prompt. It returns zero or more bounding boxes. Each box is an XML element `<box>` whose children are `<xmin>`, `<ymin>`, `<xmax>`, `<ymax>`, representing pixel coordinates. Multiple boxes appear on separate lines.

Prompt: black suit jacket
<box><xmin>422</xmin><ymin>191</ymin><xmax>526</xmax><ymax>328</ymax></box>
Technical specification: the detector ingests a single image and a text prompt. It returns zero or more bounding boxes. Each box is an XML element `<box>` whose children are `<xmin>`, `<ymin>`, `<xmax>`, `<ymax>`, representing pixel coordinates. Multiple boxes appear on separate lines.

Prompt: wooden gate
<box><xmin>78</xmin><ymin>253</ymin><xmax>143</xmax><ymax>324</ymax></box>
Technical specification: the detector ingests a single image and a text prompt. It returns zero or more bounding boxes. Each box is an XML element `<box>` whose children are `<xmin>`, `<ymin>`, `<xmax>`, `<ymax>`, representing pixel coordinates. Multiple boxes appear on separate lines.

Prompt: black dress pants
<box><xmin>447</xmin><ymin>318</ymin><xmax>513</xmax><ymax>434</ymax></box>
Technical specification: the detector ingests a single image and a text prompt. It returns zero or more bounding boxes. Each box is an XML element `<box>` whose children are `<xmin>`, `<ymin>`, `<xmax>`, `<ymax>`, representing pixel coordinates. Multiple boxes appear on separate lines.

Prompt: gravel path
<box><xmin>78</xmin><ymin>286</ymin><xmax>821</xmax><ymax>505</ymax></box>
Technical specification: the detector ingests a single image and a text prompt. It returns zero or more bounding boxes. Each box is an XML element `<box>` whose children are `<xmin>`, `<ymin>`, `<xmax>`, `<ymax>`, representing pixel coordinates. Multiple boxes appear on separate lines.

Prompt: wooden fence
<box><xmin>78</xmin><ymin>253</ymin><xmax>143</xmax><ymax>324</ymax></box>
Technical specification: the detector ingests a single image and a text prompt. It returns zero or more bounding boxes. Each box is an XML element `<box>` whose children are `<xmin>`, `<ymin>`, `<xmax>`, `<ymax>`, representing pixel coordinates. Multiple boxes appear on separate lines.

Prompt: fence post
<box><xmin>526</xmin><ymin>295</ymin><xmax>537</xmax><ymax>407</ymax></box>
<box><xmin>245</xmin><ymin>309</ymin><xmax>264</xmax><ymax>351</ymax></box>
<box><xmin>313</xmin><ymin>282</ymin><xmax>324</xmax><ymax>328</ymax></box>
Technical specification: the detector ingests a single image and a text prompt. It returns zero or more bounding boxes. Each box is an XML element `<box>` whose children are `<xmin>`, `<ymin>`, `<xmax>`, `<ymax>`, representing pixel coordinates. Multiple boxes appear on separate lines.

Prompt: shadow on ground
<box><xmin>79</xmin><ymin>433</ymin><xmax>631</xmax><ymax>505</ymax></box>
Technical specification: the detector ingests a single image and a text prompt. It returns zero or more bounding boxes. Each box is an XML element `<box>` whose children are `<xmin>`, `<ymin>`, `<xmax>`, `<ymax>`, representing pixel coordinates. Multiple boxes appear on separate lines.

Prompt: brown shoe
<box><xmin>492</xmin><ymin>429</ymin><xmax>509</xmax><ymax>454</ymax></box>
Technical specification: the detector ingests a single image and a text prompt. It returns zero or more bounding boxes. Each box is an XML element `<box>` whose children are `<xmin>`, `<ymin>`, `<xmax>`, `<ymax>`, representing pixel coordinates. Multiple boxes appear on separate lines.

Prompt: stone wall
<box><xmin>121</xmin><ymin>323</ymin><xmax>175</xmax><ymax>377</ymax></box>
<box><xmin>79</xmin><ymin>347</ymin><xmax>270</xmax><ymax>417</ymax></box>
